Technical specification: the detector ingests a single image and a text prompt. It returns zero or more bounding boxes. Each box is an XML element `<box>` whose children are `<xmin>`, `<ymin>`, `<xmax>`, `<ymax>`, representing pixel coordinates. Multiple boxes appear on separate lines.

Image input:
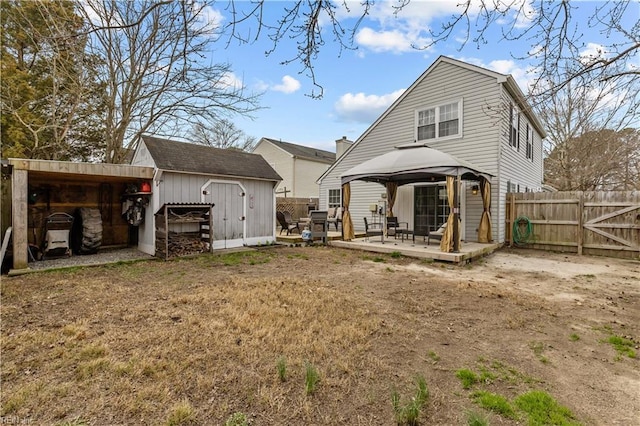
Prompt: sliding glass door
<box><xmin>414</xmin><ymin>185</ymin><xmax>449</xmax><ymax>236</ymax></box>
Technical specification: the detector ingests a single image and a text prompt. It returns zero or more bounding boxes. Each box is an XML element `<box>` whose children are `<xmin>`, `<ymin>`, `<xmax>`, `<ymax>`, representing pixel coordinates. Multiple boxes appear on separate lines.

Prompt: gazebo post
<box><xmin>339</xmin><ymin>144</ymin><xmax>494</xmax><ymax>253</ymax></box>
<box><xmin>453</xmin><ymin>173</ymin><xmax>460</xmax><ymax>253</ymax></box>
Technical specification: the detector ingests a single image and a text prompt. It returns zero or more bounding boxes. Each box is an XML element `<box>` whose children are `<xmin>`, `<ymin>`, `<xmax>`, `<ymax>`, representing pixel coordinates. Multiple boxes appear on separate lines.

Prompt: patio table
<box><xmin>395</xmin><ymin>228</ymin><xmax>414</xmax><ymax>242</ymax></box>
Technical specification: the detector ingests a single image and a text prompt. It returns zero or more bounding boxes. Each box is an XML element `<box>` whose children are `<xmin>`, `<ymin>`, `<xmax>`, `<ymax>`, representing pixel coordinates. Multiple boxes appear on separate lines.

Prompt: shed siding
<box><xmin>130</xmin><ymin>142</ymin><xmax>155</xmax><ymax>167</ymax></box>
<box><xmin>159</xmin><ymin>172</ymin><xmax>275</xmax><ymax>238</ymax></box>
<box><xmin>243</xmin><ymin>179</ymin><xmax>277</xmax><ymax>242</ymax></box>
<box><xmin>138</xmin><ymin>171</ymin><xmax>275</xmax><ymax>254</ymax></box>
<box><xmin>320</xmin><ymin>60</ymin><xmax>504</xmax><ymax>241</ymax></box>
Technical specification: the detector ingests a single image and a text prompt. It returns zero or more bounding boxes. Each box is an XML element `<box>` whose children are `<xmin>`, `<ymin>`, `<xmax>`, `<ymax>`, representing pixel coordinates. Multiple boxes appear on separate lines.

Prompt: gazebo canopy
<box><xmin>340</xmin><ymin>143</ymin><xmax>493</xmax><ymax>185</ymax></box>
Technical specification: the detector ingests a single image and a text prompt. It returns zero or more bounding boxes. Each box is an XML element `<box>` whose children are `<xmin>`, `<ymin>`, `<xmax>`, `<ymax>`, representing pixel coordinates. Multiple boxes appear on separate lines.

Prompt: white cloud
<box><xmin>579</xmin><ymin>42</ymin><xmax>607</xmax><ymax>65</ymax></box>
<box><xmin>333</xmin><ymin>1</ymin><xmax>462</xmax><ymax>54</ymax></box>
<box><xmin>334</xmin><ymin>89</ymin><xmax>405</xmax><ymax>123</ymax></box>
<box><xmin>197</xmin><ymin>4</ymin><xmax>224</xmax><ymax>35</ymax></box>
<box><xmin>254</xmin><ymin>76</ymin><xmax>301</xmax><ymax>94</ymax></box>
<box><xmin>456</xmin><ymin>56</ymin><xmax>535</xmax><ymax>93</ymax></box>
<box><xmin>272</xmin><ymin>75</ymin><xmax>301</xmax><ymax>94</ymax></box>
<box><xmin>487</xmin><ymin>59</ymin><xmax>535</xmax><ymax>92</ymax></box>
<box><xmin>355</xmin><ymin>27</ymin><xmax>429</xmax><ymax>53</ymax></box>
<box><xmin>199</xmin><ymin>4</ymin><xmax>224</xmax><ymax>28</ymax></box>
<box><xmin>218</xmin><ymin>72</ymin><xmax>244</xmax><ymax>90</ymax></box>
<box><xmin>513</xmin><ymin>0</ymin><xmax>538</xmax><ymax>29</ymax></box>
<box><xmin>487</xmin><ymin>59</ymin><xmax>518</xmax><ymax>75</ymax></box>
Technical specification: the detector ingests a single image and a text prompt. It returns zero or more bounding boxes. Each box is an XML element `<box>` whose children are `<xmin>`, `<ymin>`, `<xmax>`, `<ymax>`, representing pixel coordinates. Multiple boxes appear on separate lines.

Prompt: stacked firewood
<box><xmin>167</xmin><ymin>232</ymin><xmax>208</xmax><ymax>256</ymax></box>
<box><xmin>169</xmin><ymin>211</ymin><xmax>205</xmax><ymax>222</ymax></box>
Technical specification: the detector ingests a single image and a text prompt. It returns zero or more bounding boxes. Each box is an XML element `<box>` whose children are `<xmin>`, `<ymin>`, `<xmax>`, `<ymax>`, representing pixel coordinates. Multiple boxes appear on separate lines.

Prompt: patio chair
<box><xmin>427</xmin><ymin>223</ymin><xmax>447</xmax><ymax>245</ymax></box>
<box><xmin>327</xmin><ymin>206</ymin><xmax>342</xmax><ymax>231</ymax></box>
<box><xmin>386</xmin><ymin>216</ymin><xmax>399</xmax><ymax>238</ymax></box>
<box><xmin>363</xmin><ymin>217</ymin><xmax>383</xmax><ymax>242</ymax></box>
<box><xmin>277</xmin><ymin>211</ymin><xmax>300</xmax><ymax>235</ymax></box>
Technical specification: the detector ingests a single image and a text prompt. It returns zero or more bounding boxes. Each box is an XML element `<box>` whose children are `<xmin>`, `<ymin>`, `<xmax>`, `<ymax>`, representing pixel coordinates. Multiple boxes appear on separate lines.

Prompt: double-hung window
<box><xmin>328</xmin><ymin>188</ymin><xmax>341</xmax><ymax>208</ymax></box>
<box><xmin>416</xmin><ymin>100</ymin><xmax>461</xmax><ymax>141</ymax></box>
<box><xmin>526</xmin><ymin>124</ymin><xmax>534</xmax><ymax>161</ymax></box>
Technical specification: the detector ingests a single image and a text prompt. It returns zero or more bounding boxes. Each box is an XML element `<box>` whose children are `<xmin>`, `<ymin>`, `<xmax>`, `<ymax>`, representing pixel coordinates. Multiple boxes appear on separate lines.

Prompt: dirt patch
<box><xmin>1</xmin><ymin>247</ymin><xmax>638</xmax><ymax>425</ymax></box>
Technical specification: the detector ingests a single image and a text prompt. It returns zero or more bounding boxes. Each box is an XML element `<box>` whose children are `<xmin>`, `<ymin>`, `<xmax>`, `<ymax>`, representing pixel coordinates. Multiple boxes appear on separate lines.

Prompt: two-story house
<box><xmin>253</xmin><ymin>138</ymin><xmax>339</xmax><ymax>199</ymax></box>
<box><xmin>317</xmin><ymin>56</ymin><xmax>546</xmax><ymax>243</ymax></box>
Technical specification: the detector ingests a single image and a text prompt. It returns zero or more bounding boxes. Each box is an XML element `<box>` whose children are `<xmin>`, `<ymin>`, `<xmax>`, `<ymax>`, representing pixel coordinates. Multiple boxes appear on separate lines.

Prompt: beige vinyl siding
<box><xmin>320</xmin><ymin>61</ymin><xmax>503</xmax><ymax>239</ymax></box>
<box><xmin>496</xmin><ymin>87</ymin><xmax>545</xmax><ymax>242</ymax></box>
<box><xmin>253</xmin><ymin>141</ymin><xmax>294</xmax><ymax>197</ymax></box>
<box><xmin>254</xmin><ymin>141</ymin><xmax>328</xmax><ymax>198</ymax></box>
<box><xmin>293</xmin><ymin>157</ymin><xmax>330</xmax><ymax>198</ymax></box>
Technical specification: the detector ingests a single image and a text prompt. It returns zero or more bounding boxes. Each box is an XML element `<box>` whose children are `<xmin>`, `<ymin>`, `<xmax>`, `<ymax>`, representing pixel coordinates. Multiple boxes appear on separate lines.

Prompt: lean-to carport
<box><xmin>340</xmin><ymin>143</ymin><xmax>494</xmax><ymax>252</ymax></box>
<box><xmin>7</xmin><ymin>159</ymin><xmax>154</xmax><ymax>272</ymax></box>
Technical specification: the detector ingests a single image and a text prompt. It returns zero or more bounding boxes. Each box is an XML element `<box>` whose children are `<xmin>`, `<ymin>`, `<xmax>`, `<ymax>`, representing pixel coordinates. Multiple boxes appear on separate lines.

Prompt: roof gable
<box><xmin>141</xmin><ymin>136</ymin><xmax>282</xmax><ymax>181</ymax></box>
<box><xmin>318</xmin><ymin>55</ymin><xmax>545</xmax><ymax>183</ymax></box>
<box><xmin>260</xmin><ymin>137</ymin><xmax>335</xmax><ymax>164</ymax></box>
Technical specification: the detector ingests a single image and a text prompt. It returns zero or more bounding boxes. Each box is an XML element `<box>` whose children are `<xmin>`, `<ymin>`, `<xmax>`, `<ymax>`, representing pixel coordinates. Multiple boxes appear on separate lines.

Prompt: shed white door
<box><xmin>204</xmin><ymin>182</ymin><xmax>245</xmax><ymax>248</ymax></box>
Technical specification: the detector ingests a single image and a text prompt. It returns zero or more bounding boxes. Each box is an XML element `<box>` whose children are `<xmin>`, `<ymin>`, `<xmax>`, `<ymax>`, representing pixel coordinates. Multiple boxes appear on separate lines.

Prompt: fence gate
<box><xmin>506</xmin><ymin>191</ymin><xmax>640</xmax><ymax>259</ymax></box>
<box><xmin>582</xmin><ymin>193</ymin><xmax>640</xmax><ymax>256</ymax></box>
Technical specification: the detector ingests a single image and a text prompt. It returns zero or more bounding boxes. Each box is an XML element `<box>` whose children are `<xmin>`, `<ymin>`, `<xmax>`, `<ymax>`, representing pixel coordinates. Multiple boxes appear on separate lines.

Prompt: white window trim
<box><xmin>415</xmin><ymin>98</ymin><xmax>463</xmax><ymax>142</ymax></box>
<box><xmin>327</xmin><ymin>187</ymin><xmax>342</xmax><ymax>208</ymax></box>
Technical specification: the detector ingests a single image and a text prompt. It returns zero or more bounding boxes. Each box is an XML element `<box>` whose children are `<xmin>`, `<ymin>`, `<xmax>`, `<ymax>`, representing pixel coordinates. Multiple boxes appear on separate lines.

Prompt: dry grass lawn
<box><xmin>1</xmin><ymin>246</ymin><xmax>639</xmax><ymax>425</ymax></box>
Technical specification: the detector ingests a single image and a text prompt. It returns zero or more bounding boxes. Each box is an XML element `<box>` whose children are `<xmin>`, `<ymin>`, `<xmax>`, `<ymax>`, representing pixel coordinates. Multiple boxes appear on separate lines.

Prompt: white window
<box><xmin>328</xmin><ymin>188</ymin><xmax>341</xmax><ymax>208</ymax></box>
<box><xmin>509</xmin><ymin>103</ymin><xmax>519</xmax><ymax>150</ymax></box>
<box><xmin>526</xmin><ymin>124</ymin><xmax>534</xmax><ymax>161</ymax></box>
<box><xmin>416</xmin><ymin>100</ymin><xmax>461</xmax><ymax>141</ymax></box>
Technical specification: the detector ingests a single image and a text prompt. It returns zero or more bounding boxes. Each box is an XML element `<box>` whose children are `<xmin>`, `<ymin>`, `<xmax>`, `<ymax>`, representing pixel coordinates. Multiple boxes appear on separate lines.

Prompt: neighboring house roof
<box><xmin>258</xmin><ymin>137</ymin><xmax>336</xmax><ymax>164</ymax></box>
<box><xmin>141</xmin><ymin>135</ymin><xmax>282</xmax><ymax>181</ymax></box>
<box><xmin>317</xmin><ymin>55</ymin><xmax>546</xmax><ymax>184</ymax></box>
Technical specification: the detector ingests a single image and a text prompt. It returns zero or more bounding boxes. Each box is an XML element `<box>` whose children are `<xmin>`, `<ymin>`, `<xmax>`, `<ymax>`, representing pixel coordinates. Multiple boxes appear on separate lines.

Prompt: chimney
<box><xmin>335</xmin><ymin>136</ymin><xmax>353</xmax><ymax>159</ymax></box>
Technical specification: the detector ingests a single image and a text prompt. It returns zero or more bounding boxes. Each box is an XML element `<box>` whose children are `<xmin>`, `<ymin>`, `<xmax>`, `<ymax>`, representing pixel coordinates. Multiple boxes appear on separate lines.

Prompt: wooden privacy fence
<box><xmin>506</xmin><ymin>191</ymin><xmax>640</xmax><ymax>259</ymax></box>
<box><xmin>276</xmin><ymin>197</ymin><xmax>318</xmax><ymax>221</ymax></box>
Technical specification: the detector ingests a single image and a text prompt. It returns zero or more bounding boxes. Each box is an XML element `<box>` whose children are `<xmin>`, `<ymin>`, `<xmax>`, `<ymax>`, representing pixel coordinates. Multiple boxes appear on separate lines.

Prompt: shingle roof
<box><xmin>262</xmin><ymin>138</ymin><xmax>335</xmax><ymax>164</ymax></box>
<box><xmin>141</xmin><ymin>136</ymin><xmax>282</xmax><ymax>181</ymax></box>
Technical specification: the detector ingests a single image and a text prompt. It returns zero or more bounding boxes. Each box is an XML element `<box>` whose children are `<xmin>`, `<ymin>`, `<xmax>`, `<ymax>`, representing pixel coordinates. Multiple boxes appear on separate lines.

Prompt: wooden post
<box><xmin>11</xmin><ymin>169</ymin><xmax>28</xmax><ymax>270</ymax></box>
<box><xmin>577</xmin><ymin>191</ymin><xmax>584</xmax><ymax>255</ymax></box>
<box><xmin>276</xmin><ymin>187</ymin><xmax>291</xmax><ymax>198</ymax></box>
<box><xmin>453</xmin><ymin>174</ymin><xmax>460</xmax><ymax>253</ymax></box>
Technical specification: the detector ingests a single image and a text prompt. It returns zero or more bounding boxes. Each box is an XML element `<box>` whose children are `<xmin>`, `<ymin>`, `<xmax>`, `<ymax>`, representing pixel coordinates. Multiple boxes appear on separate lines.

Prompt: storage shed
<box><xmin>131</xmin><ymin>136</ymin><xmax>282</xmax><ymax>254</ymax></box>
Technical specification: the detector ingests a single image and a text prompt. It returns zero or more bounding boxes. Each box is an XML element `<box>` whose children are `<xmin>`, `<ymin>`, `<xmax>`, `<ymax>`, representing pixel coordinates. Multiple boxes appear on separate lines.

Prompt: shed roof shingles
<box><xmin>142</xmin><ymin>136</ymin><xmax>282</xmax><ymax>181</ymax></box>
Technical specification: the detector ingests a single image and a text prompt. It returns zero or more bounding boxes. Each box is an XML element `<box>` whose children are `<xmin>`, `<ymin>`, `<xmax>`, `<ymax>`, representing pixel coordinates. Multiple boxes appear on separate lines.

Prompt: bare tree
<box><xmin>222</xmin><ymin>1</ymin><xmax>639</xmax><ymax>100</ymax></box>
<box><xmin>544</xmin><ymin>128</ymin><xmax>639</xmax><ymax>191</ymax></box>
<box><xmin>79</xmin><ymin>0</ymin><xmax>261</xmax><ymax>163</ymax></box>
<box><xmin>189</xmin><ymin>119</ymin><xmax>256</xmax><ymax>151</ymax></box>
<box><xmin>539</xmin><ymin>72</ymin><xmax>639</xmax><ymax>190</ymax></box>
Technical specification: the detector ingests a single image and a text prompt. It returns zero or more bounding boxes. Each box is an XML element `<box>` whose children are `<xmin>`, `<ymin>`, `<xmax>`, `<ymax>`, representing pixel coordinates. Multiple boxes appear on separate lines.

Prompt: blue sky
<box><xmin>202</xmin><ymin>1</ymin><xmax>638</xmax><ymax>153</ymax></box>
